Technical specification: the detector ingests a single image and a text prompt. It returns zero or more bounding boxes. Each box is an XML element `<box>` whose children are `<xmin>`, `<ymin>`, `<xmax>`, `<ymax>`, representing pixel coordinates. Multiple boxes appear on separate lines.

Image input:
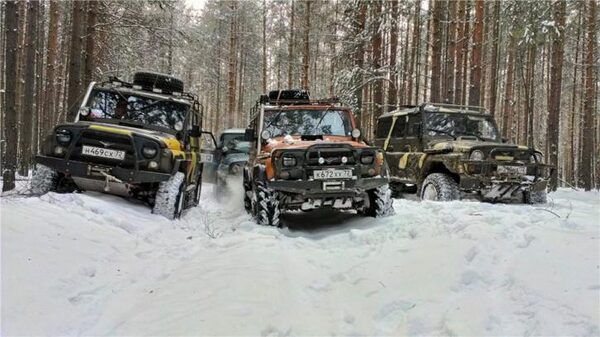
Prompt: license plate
<box><xmin>82</xmin><ymin>145</ymin><xmax>125</xmax><ymax>160</ymax></box>
<box><xmin>313</xmin><ymin>169</ymin><xmax>353</xmax><ymax>180</ymax></box>
<box><xmin>200</xmin><ymin>153</ymin><xmax>213</xmax><ymax>163</ymax></box>
<box><xmin>497</xmin><ymin>165</ymin><xmax>526</xmax><ymax>175</ymax></box>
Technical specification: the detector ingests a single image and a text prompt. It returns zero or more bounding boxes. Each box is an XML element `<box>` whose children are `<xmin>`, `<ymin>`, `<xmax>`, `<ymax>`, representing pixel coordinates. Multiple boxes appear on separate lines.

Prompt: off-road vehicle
<box><xmin>209</xmin><ymin>128</ymin><xmax>250</xmax><ymax>197</ymax></box>
<box><xmin>243</xmin><ymin>90</ymin><xmax>394</xmax><ymax>227</ymax></box>
<box><xmin>374</xmin><ymin>103</ymin><xmax>553</xmax><ymax>203</ymax></box>
<box><xmin>32</xmin><ymin>71</ymin><xmax>217</xmax><ymax>219</ymax></box>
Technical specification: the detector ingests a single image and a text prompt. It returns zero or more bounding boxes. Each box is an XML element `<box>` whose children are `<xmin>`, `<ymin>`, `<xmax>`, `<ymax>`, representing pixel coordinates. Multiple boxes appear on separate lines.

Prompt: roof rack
<box><xmin>421</xmin><ymin>102</ymin><xmax>487</xmax><ymax>113</ymax></box>
<box><xmin>102</xmin><ymin>76</ymin><xmax>198</xmax><ymax>103</ymax></box>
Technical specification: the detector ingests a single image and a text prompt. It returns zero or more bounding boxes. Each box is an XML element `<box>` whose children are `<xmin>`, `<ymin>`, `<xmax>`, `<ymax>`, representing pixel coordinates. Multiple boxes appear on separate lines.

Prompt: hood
<box><xmin>222</xmin><ymin>152</ymin><xmax>249</xmax><ymax>166</ymax></box>
<box><xmin>429</xmin><ymin>138</ymin><xmax>531</xmax><ymax>153</ymax></box>
<box><xmin>261</xmin><ymin>135</ymin><xmax>368</xmax><ymax>154</ymax></box>
<box><xmin>70</xmin><ymin>121</ymin><xmax>183</xmax><ymax>151</ymax></box>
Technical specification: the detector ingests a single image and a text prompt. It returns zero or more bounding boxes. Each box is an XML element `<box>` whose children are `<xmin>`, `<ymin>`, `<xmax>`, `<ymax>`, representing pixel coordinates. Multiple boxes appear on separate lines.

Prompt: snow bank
<box><xmin>1</xmin><ymin>188</ymin><xmax>598</xmax><ymax>336</ymax></box>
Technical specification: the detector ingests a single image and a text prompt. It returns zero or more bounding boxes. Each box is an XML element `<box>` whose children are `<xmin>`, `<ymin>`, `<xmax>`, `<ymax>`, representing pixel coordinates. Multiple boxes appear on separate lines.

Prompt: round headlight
<box><xmin>283</xmin><ymin>156</ymin><xmax>297</xmax><ymax>167</ymax></box>
<box><xmin>351</xmin><ymin>128</ymin><xmax>361</xmax><ymax>139</ymax></box>
<box><xmin>341</xmin><ymin>156</ymin><xmax>348</xmax><ymax>164</ymax></box>
<box><xmin>360</xmin><ymin>154</ymin><xmax>374</xmax><ymax>165</ymax></box>
<box><xmin>470</xmin><ymin>150</ymin><xmax>485</xmax><ymax>161</ymax></box>
<box><xmin>55</xmin><ymin>129</ymin><xmax>72</xmax><ymax>145</ymax></box>
<box><xmin>142</xmin><ymin>146</ymin><xmax>158</xmax><ymax>159</ymax></box>
<box><xmin>174</xmin><ymin>121</ymin><xmax>184</xmax><ymax>131</ymax></box>
<box><xmin>318</xmin><ymin>157</ymin><xmax>325</xmax><ymax>165</ymax></box>
<box><xmin>261</xmin><ymin>130</ymin><xmax>271</xmax><ymax>141</ymax></box>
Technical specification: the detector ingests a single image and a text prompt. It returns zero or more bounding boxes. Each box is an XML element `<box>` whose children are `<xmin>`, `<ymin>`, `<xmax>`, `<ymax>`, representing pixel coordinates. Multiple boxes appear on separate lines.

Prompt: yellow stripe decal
<box><xmin>398</xmin><ymin>154</ymin><xmax>408</xmax><ymax>169</ymax></box>
<box><xmin>89</xmin><ymin>125</ymin><xmax>132</xmax><ymax>135</ymax></box>
<box><xmin>418</xmin><ymin>153</ymin><xmax>427</xmax><ymax>168</ymax></box>
<box><xmin>383</xmin><ymin>116</ymin><xmax>397</xmax><ymax>151</ymax></box>
<box><xmin>164</xmin><ymin>138</ymin><xmax>182</xmax><ymax>151</ymax></box>
<box><xmin>495</xmin><ymin>155</ymin><xmax>514</xmax><ymax>161</ymax></box>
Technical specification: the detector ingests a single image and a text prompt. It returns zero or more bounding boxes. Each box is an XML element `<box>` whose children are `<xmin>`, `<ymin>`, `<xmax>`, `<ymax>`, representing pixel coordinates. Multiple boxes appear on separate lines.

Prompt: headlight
<box><xmin>55</xmin><ymin>129</ymin><xmax>72</xmax><ymax>145</ymax></box>
<box><xmin>360</xmin><ymin>153</ymin><xmax>374</xmax><ymax>165</ymax></box>
<box><xmin>282</xmin><ymin>156</ymin><xmax>297</xmax><ymax>167</ymax></box>
<box><xmin>142</xmin><ymin>145</ymin><xmax>158</xmax><ymax>158</ymax></box>
<box><xmin>174</xmin><ymin>121</ymin><xmax>184</xmax><ymax>131</ymax></box>
<box><xmin>351</xmin><ymin>128</ymin><xmax>361</xmax><ymax>139</ymax></box>
<box><xmin>261</xmin><ymin>130</ymin><xmax>271</xmax><ymax>141</ymax></box>
<box><xmin>470</xmin><ymin>150</ymin><xmax>485</xmax><ymax>161</ymax></box>
<box><xmin>79</xmin><ymin>107</ymin><xmax>90</xmax><ymax>116</ymax></box>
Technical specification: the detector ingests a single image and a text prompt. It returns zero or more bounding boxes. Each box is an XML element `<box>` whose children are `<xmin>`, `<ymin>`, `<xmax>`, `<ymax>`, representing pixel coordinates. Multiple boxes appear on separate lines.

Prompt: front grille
<box><xmin>306</xmin><ymin>147</ymin><xmax>356</xmax><ymax>166</ymax></box>
<box><xmin>488</xmin><ymin>148</ymin><xmax>531</xmax><ymax>162</ymax></box>
<box><xmin>69</xmin><ymin>130</ymin><xmax>137</xmax><ymax>169</ymax></box>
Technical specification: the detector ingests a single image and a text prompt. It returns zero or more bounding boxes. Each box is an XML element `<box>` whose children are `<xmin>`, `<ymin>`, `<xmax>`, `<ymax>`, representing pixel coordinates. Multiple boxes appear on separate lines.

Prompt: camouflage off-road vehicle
<box><xmin>374</xmin><ymin>103</ymin><xmax>553</xmax><ymax>203</ymax></box>
<box><xmin>32</xmin><ymin>71</ymin><xmax>217</xmax><ymax>219</ymax></box>
<box><xmin>243</xmin><ymin>90</ymin><xmax>394</xmax><ymax>227</ymax></box>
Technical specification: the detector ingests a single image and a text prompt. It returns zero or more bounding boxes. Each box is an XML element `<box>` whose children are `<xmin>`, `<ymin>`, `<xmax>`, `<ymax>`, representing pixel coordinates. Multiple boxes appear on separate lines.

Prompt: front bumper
<box><xmin>459</xmin><ymin>160</ymin><xmax>554</xmax><ymax>198</ymax></box>
<box><xmin>268</xmin><ymin>177</ymin><xmax>388</xmax><ymax>197</ymax></box>
<box><xmin>36</xmin><ymin>155</ymin><xmax>172</xmax><ymax>183</ymax></box>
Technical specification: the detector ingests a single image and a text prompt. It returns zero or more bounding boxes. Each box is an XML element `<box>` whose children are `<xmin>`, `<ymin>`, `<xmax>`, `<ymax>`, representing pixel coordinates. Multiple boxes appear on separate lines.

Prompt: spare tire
<box><xmin>133</xmin><ymin>71</ymin><xmax>184</xmax><ymax>93</ymax></box>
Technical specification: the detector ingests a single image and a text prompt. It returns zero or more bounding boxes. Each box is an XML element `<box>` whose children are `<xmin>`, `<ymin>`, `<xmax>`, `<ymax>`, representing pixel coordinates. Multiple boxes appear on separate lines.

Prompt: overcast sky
<box><xmin>184</xmin><ymin>0</ymin><xmax>207</xmax><ymax>11</ymax></box>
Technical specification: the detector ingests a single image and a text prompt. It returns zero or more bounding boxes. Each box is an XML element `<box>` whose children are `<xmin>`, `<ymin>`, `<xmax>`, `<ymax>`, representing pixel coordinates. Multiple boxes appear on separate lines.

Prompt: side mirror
<box><xmin>189</xmin><ymin>125</ymin><xmax>201</xmax><ymax>137</ymax></box>
<box><xmin>244</xmin><ymin>128</ymin><xmax>255</xmax><ymax>142</ymax></box>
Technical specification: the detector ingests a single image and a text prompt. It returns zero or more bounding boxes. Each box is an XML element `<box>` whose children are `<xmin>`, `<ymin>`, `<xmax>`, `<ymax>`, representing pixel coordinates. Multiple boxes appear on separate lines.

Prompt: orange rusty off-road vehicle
<box><xmin>242</xmin><ymin>90</ymin><xmax>394</xmax><ymax>227</ymax></box>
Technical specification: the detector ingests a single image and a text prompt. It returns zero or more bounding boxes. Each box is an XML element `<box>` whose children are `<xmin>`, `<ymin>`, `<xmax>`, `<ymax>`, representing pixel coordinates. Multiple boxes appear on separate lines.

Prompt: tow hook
<box><xmin>100</xmin><ymin>171</ymin><xmax>123</xmax><ymax>192</ymax></box>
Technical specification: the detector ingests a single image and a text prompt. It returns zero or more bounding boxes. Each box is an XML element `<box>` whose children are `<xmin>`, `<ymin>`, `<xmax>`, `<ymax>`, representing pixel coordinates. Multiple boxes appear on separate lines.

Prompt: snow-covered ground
<box><xmin>1</xmin><ymin>185</ymin><xmax>599</xmax><ymax>336</ymax></box>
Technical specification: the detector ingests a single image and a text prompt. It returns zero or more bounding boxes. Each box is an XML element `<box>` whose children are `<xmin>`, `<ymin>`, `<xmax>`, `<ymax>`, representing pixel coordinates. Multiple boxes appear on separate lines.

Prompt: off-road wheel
<box><xmin>524</xmin><ymin>189</ymin><xmax>547</xmax><ymax>204</ymax></box>
<box><xmin>420</xmin><ymin>173</ymin><xmax>460</xmax><ymax>201</ymax></box>
<box><xmin>30</xmin><ymin>164</ymin><xmax>59</xmax><ymax>195</ymax></box>
<box><xmin>243</xmin><ymin>175</ymin><xmax>252</xmax><ymax>213</ymax></box>
<box><xmin>153</xmin><ymin>172</ymin><xmax>186</xmax><ymax>220</ymax></box>
<box><xmin>362</xmin><ymin>184</ymin><xmax>395</xmax><ymax>217</ymax></box>
<box><xmin>254</xmin><ymin>181</ymin><xmax>282</xmax><ymax>227</ymax></box>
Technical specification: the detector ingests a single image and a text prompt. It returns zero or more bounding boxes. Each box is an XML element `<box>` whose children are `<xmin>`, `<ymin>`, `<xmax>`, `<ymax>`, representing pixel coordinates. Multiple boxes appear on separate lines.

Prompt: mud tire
<box><xmin>364</xmin><ymin>184</ymin><xmax>395</xmax><ymax>217</ymax></box>
<box><xmin>30</xmin><ymin>164</ymin><xmax>59</xmax><ymax>195</ymax></box>
<box><xmin>524</xmin><ymin>189</ymin><xmax>547</xmax><ymax>204</ymax></box>
<box><xmin>255</xmin><ymin>181</ymin><xmax>281</xmax><ymax>227</ymax></box>
<box><xmin>420</xmin><ymin>173</ymin><xmax>460</xmax><ymax>201</ymax></box>
<box><xmin>153</xmin><ymin>172</ymin><xmax>186</xmax><ymax>220</ymax></box>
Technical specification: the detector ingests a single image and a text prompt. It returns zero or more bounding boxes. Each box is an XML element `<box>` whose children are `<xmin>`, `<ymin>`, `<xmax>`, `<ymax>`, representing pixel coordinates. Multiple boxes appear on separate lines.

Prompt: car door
<box><xmin>384</xmin><ymin>115</ymin><xmax>408</xmax><ymax>180</ymax></box>
<box><xmin>401</xmin><ymin>113</ymin><xmax>425</xmax><ymax>184</ymax></box>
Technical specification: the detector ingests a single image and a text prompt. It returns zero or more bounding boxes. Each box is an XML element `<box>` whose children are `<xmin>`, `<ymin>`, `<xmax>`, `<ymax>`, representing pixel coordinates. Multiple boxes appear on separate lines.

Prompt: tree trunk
<box><xmin>581</xmin><ymin>0</ymin><xmax>597</xmax><ymax>190</ymax></box>
<box><xmin>301</xmin><ymin>0</ymin><xmax>311</xmax><ymax>90</ymax></box>
<box><xmin>502</xmin><ymin>34</ymin><xmax>516</xmax><ymax>139</ymax></box>
<box><xmin>287</xmin><ymin>0</ymin><xmax>295</xmax><ymax>88</ymax></box>
<box><xmin>19</xmin><ymin>0</ymin><xmax>39</xmax><ymax>175</ymax></box>
<box><xmin>83</xmin><ymin>1</ymin><xmax>97</xmax><ymax>86</ymax></box>
<box><xmin>547</xmin><ymin>0</ymin><xmax>566</xmax><ymax>191</ymax></box>
<box><xmin>488</xmin><ymin>0</ymin><xmax>500</xmax><ymax>117</ymax></box>
<box><xmin>2</xmin><ymin>0</ymin><xmax>18</xmax><ymax>191</ymax></box>
<box><xmin>444</xmin><ymin>0</ymin><xmax>457</xmax><ymax>103</ymax></box>
<box><xmin>468</xmin><ymin>0</ymin><xmax>484</xmax><ymax>107</ymax></box>
<box><xmin>227</xmin><ymin>1</ymin><xmax>237</xmax><ymax>129</ymax></box>
<box><xmin>43</xmin><ymin>0</ymin><xmax>59</xmax><ymax>135</ymax></box>
<box><xmin>388</xmin><ymin>0</ymin><xmax>398</xmax><ymax>106</ymax></box>
<box><xmin>262</xmin><ymin>0</ymin><xmax>267</xmax><ymax>92</ymax></box>
<box><xmin>353</xmin><ymin>1</ymin><xmax>366</xmax><ymax>122</ymax></box>
<box><xmin>371</xmin><ymin>0</ymin><xmax>383</xmax><ymax>128</ymax></box>
<box><xmin>408</xmin><ymin>0</ymin><xmax>420</xmax><ymax>104</ymax></box>
<box><xmin>454</xmin><ymin>0</ymin><xmax>466</xmax><ymax>105</ymax></box>
<box><xmin>569</xmin><ymin>10</ymin><xmax>583</xmax><ymax>185</ymax></box>
<box><xmin>429</xmin><ymin>0</ymin><xmax>443</xmax><ymax>103</ymax></box>
<box><xmin>66</xmin><ymin>0</ymin><xmax>85</xmax><ymax>122</ymax></box>
<box><xmin>523</xmin><ymin>43</ymin><xmax>537</xmax><ymax>147</ymax></box>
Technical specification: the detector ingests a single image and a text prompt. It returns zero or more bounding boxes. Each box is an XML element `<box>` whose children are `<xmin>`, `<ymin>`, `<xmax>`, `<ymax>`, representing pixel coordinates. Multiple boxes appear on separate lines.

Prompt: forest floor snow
<box><xmin>1</xmin><ymin>186</ymin><xmax>599</xmax><ymax>336</ymax></box>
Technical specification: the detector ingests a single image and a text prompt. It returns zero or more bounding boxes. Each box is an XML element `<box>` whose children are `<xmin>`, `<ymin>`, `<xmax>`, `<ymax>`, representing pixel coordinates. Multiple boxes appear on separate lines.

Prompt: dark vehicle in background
<box><xmin>213</xmin><ymin>128</ymin><xmax>250</xmax><ymax>196</ymax></box>
<box><xmin>243</xmin><ymin>90</ymin><xmax>394</xmax><ymax>227</ymax></box>
<box><xmin>374</xmin><ymin>103</ymin><xmax>553</xmax><ymax>203</ymax></box>
<box><xmin>32</xmin><ymin>71</ymin><xmax>217</xmax><ymax>219</ymax></box>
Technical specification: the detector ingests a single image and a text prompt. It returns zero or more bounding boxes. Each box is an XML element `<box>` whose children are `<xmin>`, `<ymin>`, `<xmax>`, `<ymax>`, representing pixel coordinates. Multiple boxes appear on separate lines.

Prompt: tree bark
<box><xmin>453</xmin><ymin>0</ymin><xmax>466</xmax><ymax>105</ymax></box>
<box><xmin>429</xmin><ymin>0</ymin><xmax>443</xmax><ymax>103</ymax></box>
<box><xmin>83</xmin><ymin>1</ymin><xmax>97</xmax><ymax>86</ymax></box>
<box><xmin>502</xmin><ymin>34</ymin><xmax>516</xmax><ymax>139</ymax></box>
<box><xmin>547</xmin><ymin>0</ymin><xmax>566</xmax><ymax>191</ymax></box>
<box><xmin>43</xmin><ymin>0</ymin><xmax>59</xmax><ymax>135</ymax></box>
<box><xmin>262</xmin><ymin>0</ymin><xmax>267</xmax><ymax>92</ymax></box>
<box><xmin>371</xmin><ymin>0</ymin><xmax>383</xmax><ymax>128</ymax></box>
<box><xmin>444</xmin><ymin>0</ymin><xmax>457</xmax><ymax>103</ymax></box>
<box><xmin>488</xmin><ymin>0</ymin><xmax>500</xmax><ymax>117</ymax></box>
<box><xmin>388</xmin><ymin>0</ymin><xmax>398</xmax><ymax>106</ymax></box>
<box><xmin>301</xmin><ymin>0</ymin><xmax>311</xmax><ymax>90</ymax></box>
<box><xmin>353</xmin><ymin>1</ymin><xmax>366</xmax><ymax>122</ymax></box>
<box><xmin>408</xmin><ymin>0</ymin><xmax>420</xmax><ymax>104</ymax></box>
<box><xmin>287</xmin><ymin>0</ymin><xmax>295</xmax><ymax>88</ymax></box>
<box><xmin>468</xmin><ymin>0</ymin><xmax>484</xmax><ymax>107</ymax></box>
<box><xmin>581</xmin><ymin>0</ymin><xmax>597</xmax><ymax>190</ymax></box>
<box><xmin>66</xmin><ymin>0</ymin><xmax>85</xmax><ymax>122</ymax></box>
<box><xmin>227</xmin><ymin>1</ymin><xmax>237</xmax><ymax>128</ymax></box>
<box><xmin>2</xmin><ymin>0</ymin><xmax>18</xmax><ymax>191</ymax></box>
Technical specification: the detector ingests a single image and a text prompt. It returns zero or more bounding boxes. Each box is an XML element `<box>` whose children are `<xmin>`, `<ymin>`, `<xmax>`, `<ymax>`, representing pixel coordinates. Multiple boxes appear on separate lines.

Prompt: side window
<box><xmin>393</xmin><ymin>116</ymin><xmax>407</xmax><ymax>138</ymax></box>
<box><xmin>407</xmin><ymin>114</ymin><xmax>422</xmax><ymax>137</ymax></box>
<box><xmin>376</xmin><ymin>117</ymin><xmax>392</xmax><ymax>139</ymax></box>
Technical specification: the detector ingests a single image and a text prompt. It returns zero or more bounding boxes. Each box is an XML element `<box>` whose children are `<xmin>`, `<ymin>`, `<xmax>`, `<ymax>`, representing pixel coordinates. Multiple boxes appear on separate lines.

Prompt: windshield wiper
<box><xmin>312</xmin><ymin>106</ymin><xmax>335</xmax><ymax>135</ymax></box>
<box><xmin>457</xmin><ymin>131</ymin><xmax>483</xmax><ymax>140</ymax></box>
<box><xmin>263</xmin><ymin>107</ymin><xmax>286</xmax><ymax>132</ymax></box>
<box><xmin>427</xmin><ymin>128</ymin><xmax>457</xmax><ymax>140</ymax></box>
<box><xmin>132</xmin><ymin>99</ymin><xmax>166</xmax><ymax>112</ymax></box>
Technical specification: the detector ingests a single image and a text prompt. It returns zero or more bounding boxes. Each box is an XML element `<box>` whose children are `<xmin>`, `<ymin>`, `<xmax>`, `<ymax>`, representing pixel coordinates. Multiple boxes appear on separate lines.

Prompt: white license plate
<box><xmin>313</xmin><ymin>169</ymin><xmax>353</xmax><ymax>180</ymax></box>
<box><xmin>82</xmin><ymin>145</ymin><xmax>125</xmax><ymax>160</ymax></box>
<box><xmin>497</xmin><ymin>165</ymin><xmax>526</xmax><ymax>175</ymax></box>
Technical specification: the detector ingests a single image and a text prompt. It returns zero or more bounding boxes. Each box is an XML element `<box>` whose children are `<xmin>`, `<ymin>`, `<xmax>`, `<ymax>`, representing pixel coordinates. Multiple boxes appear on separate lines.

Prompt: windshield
<box><xmin>221</xmin><ymin>133</ymin><xmax>250</xmax><ymax>153</ymax></box>
<box><xmin>81</xmin><ymin>89</ymin><xmax>189</xmax><ymax>132</ymax></box>
<box><xmin>263</xmin><ymin>109</ymin><xmax>353</xmax><ymax>137</ymax></box>
<box><xmin>424</xmin><ymin>112</ymin><xmax>500</xmax><ymax>141</ymax></box>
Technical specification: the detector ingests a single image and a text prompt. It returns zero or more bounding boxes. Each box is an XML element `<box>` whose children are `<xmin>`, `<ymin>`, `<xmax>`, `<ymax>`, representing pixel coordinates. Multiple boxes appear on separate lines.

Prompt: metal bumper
<box><xmin>36</xmin><ymin>155</ymin><xmax>172</xmax><ymax>183</ymax></box>
<box><xmin>267</xmin><ymin>177</ymin><xmax>388</xmax><ymax>197</ymax></box>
